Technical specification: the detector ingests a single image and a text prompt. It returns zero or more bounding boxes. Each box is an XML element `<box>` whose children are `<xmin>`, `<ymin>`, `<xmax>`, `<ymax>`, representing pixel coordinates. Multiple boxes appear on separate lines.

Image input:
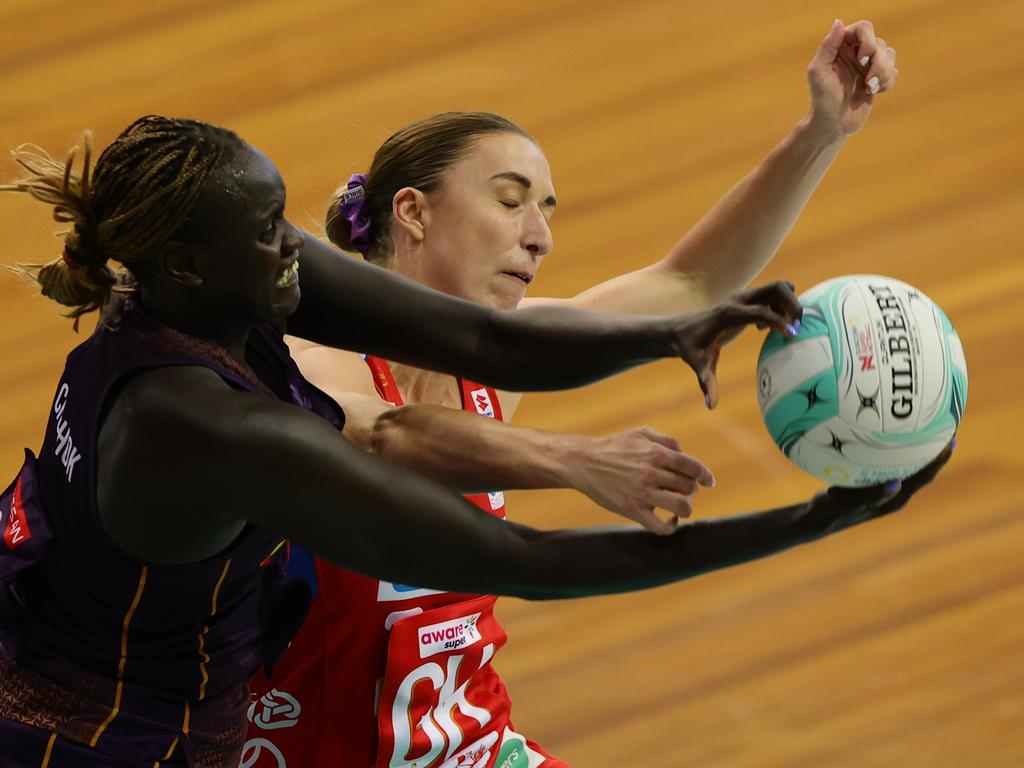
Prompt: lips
<box><xmin>502</xmin><ymin>270</ymin><xmax>533</xmax><ymax>285</ymax></box>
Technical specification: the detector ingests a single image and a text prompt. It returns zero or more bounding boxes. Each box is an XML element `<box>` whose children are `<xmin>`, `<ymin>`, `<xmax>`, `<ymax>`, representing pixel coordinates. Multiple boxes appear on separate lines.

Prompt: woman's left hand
<box><xmin>807</xmin><ymin>19</ymin><xmax>899</xmax><ymax>137</ymax></box>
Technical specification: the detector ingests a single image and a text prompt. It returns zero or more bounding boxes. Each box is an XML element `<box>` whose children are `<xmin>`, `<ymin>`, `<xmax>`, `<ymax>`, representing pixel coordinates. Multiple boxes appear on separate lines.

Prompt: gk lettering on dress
<box><xmin>52</xmin><ymin>384</ymin><xmax>83</xmax><ymax>482</ymax></box>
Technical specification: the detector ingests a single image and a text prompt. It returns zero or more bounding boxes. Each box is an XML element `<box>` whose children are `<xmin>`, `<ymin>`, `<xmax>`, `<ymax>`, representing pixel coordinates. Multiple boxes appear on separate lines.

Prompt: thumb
<box><xmin>812</xmin><ymin>19</ymin><xmax>844</xmax><ymax>67</ymax></box>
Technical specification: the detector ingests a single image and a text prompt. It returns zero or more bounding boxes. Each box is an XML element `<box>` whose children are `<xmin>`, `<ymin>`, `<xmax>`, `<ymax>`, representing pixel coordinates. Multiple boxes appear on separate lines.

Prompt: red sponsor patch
<box><xmin>3</xmin><ymin>477</ymin><xmax>31</xmax><ymax>551</ymax></box>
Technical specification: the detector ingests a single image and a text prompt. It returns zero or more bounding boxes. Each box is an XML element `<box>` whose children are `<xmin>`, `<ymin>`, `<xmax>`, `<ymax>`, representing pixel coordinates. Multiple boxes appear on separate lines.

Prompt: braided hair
<box><xmin>2</xmin><ymin>115</ymin><xmax>246</xmax><ymax>329</ymax></box>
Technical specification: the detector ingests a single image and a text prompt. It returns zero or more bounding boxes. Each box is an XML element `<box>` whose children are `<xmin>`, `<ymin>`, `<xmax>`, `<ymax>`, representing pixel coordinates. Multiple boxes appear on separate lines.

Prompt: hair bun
<box><xmin>63</xmin><ymin>225</ymin><xmax>107</xmax><ymax>267</ymax></box>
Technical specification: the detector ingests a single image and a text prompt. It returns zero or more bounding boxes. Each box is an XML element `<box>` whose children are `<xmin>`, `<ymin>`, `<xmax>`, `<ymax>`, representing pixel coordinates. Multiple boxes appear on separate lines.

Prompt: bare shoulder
<box><xmin>111</xmin><ymin>365</ymin><xmax>247</xmax><ymax>436</ymax></box>
<box><xmin>98</xmin><ymin>366</ymin><xmax>258</xmax><ymax>563</ymax></box>
<box><xmin>288</xmin><ymin>339</ymin><xmax>379</xmax><ymax>398</ymax></box>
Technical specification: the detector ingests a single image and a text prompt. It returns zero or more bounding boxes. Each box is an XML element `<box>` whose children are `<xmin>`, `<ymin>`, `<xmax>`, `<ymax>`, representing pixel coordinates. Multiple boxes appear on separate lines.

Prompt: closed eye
<box><xmin>500</xmin><ymin>200</ymin><xmax>519</xmax><ymax>209</ymax></box>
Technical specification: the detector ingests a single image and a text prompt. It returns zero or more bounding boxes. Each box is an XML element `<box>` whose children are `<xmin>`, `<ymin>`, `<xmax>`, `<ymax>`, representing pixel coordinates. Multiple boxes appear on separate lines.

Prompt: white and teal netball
<box><xmin>756</xmin><ymin>275</ymin><xmax>967</xmax><ymax>486</ymax></box>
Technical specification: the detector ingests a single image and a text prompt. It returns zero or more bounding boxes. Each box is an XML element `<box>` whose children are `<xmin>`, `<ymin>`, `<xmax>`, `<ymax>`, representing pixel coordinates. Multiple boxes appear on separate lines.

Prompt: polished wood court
<box><xmin>1</xmin><ymin>1</ymin><xmax>1021</xmax><ymax>765</ymax></box>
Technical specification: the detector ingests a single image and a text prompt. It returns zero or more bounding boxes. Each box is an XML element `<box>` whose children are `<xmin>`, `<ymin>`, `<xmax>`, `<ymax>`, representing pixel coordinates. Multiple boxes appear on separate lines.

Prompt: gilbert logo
<box><xmin>470</xmin><ymin>388</ymin><xmax>495</xmax><ymax>419</ymax></box>
<box><xmin>3</xmin><ymin>477</ymin><xmax>31</xmax><ymax>551</ymax></box>
<box><xmin>418</xmin><ymin>612</ymin><xmax>482</xmax><ymax>659</ymax></box>
<box><xmin>247</xmin><ymin>688</ymin><xmax>301</xmax><ymax>730</ymax></box>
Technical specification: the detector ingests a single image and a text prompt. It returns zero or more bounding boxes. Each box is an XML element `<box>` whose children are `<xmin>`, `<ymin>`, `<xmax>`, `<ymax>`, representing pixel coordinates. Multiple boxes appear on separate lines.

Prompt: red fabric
<box><xmin>244</xmin><ymin>357</ymin><xmax>565</xmax><ymax>768</ymax></box>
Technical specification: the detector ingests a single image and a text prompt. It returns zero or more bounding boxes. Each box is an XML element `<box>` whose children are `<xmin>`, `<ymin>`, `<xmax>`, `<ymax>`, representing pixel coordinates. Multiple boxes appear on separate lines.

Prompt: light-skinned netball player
<box><xmin>246</xmin><ymin>19</ymin><xmax>928</xmax><ymax>768</ymax></box>
<box><xmin>0</xmin><ymin>111</ymin><xmax>945</xmax><ymax>767</ymax></box>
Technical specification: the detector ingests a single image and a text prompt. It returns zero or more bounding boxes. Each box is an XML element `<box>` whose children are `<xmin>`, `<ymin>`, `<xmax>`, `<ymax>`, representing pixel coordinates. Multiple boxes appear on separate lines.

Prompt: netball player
<box><xmin>247</xmin><ymin>19</ymin><xmax>917</xmax><ymax>768</ymax></box>
<box><xmin>0</xmin><ymin>112</ymin><xmax>929</xmax><ymax>767</ymax></box>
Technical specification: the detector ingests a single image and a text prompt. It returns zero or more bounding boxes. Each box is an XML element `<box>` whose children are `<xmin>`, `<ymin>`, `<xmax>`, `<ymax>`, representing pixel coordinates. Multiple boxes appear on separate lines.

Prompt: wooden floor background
<box><xmin>2</xmin><ymin>1</ymin><xmax>1022</xmax><ymax>765</ymax></box>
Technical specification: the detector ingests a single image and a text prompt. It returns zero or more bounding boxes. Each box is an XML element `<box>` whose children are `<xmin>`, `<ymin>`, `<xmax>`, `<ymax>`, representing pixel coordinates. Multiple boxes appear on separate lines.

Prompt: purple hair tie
<box><xmin>338</xmin><ymin>173</ymin><xmax>371</xmax><ymax>254</ymax></box>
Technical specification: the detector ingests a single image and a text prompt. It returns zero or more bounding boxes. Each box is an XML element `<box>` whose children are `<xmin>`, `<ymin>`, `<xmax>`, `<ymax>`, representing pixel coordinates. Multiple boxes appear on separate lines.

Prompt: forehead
<box><xmin>206</xmin><ymin>146</ymin><xmax>285</xmax><ymax>217</ymax></box>
<box><xmin>453</xmin><ymin>133</ymin><xmax>552</xmax><ymax>186</ymax></box>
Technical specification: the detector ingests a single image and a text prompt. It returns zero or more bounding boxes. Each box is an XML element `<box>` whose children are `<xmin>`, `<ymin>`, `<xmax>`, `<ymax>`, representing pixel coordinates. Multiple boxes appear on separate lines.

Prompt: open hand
<box><xmin>675</xmin><ymin>280</ymin><xmax>802</xmax><ymax>409</ymax></box>
<box><xmin>804</xmin><ymin>440</ymin><xmax>954</xmax><ymax>537</ymax></box>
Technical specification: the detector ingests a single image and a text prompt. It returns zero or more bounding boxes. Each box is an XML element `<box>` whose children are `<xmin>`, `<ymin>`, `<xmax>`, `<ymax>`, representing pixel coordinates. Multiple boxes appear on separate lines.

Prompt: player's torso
<box><xmin>246</xmin><ymin>357</ymin><xmax>542</xmax><ymax>768</ymax></box>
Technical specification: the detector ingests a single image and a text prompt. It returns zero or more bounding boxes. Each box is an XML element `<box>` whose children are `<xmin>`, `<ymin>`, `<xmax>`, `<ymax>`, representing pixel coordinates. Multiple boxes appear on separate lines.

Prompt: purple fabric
<box><xmin>0</xmin><ymin>301</ymin><xmax>345</xmax><ymax>765</ymax></box>
<box><xmin>338</xmin><ymin>172</ymin><xmax>371</xmax><ymax>254</ymax></box>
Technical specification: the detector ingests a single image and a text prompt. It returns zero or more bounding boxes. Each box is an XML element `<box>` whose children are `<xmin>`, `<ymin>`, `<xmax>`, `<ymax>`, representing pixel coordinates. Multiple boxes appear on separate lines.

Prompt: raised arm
<box><xmin>529</xmin><ymin>19</ymin><xmax>898</xmax><ymax>316</ymax></box>
<box><xmin>99</xmin><ymin>366</ymin><xmax>949</xmax><ymax>600</ymax></box>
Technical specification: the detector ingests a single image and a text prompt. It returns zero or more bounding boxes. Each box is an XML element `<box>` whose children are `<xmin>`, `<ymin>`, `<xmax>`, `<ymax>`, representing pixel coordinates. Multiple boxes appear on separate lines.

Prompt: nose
<box><xmin>522</xmin><ymin>207</ymin><xmax>552</xmax><ymax>259</ymax></box>
<box><xmin>283</xmin><ymin>220</ymin><xmax>306</xmax><ymax>252</ymax></box>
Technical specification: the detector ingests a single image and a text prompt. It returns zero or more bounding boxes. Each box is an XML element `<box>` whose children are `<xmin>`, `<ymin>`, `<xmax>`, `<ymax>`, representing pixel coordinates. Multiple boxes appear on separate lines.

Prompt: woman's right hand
<box><xmin>566</xmin><ymin>426</ymin><xmax>716</xmax><ymax>535</ymax></box>
<box><xmin>673</xmin><ymin>280</ymin><xmax>803</xmax><ymax>409</ymax></box>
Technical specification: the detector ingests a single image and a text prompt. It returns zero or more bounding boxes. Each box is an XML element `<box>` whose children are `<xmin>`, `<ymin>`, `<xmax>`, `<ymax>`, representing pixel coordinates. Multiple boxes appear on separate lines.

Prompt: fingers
<box><xmin>634</xmin><ymin>427</ymin><xmax>716</xmax><ymax>487</ymax></box>
<box><xmin>825</xmin><ymin>480</ymin><xmax>901</xmax><ymax>509</ymax></box>
<box><xmin>734</xmin><ymin>304</ymin><xmax>799</xmax><ymax>340</ymax></box>
<box><xmin>635</xmin><ymin>508</ymin><xmax>681</xmax><ymax>536</ymax></box>
<box><xmin>878</xmin><ymin>440</ymin><xmax>955</xmax><ymax>513</ymax></box>
<box><xmin>737</xmin><ymin>280</ymin><xmax>803</xmax><ymax>327</ymax></box>
<box><xmin>649</xmin><ymin>489</ymin><xmax>695</xmax><ymax>521</ymax></box>
<box><xmin>845</xmin><ymin>20</ymin><xmax>899</xmax><ymax>95</ymax></box>
<box><xmin>659</xmin><ymin>450</ymin><xmax>716</xmax><ymax>487</ymax></box>
<box><xmin>637</xmin><ymin>426</ymin><xmax>681</xmax><ymax>452</ymax></box>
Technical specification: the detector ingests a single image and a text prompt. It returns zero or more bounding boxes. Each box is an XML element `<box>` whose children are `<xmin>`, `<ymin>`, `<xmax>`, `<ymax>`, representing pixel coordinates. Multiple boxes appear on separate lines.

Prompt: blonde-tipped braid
<box><xmin>2</xmin><ymin>116</ymin><xmax>239</xmax><ymax>330</ymax></box>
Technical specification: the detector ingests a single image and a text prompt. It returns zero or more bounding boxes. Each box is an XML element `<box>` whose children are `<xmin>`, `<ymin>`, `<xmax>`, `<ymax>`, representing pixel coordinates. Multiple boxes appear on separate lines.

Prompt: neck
<box><xmin>137</xmin><ymin>287</ymin><xmax>252</xmax><ymax>364</ymax></box>
<box><xmin>387</xmin><ymin>361</ymin><xmax>462</xmax><ymax>409</ymax></box>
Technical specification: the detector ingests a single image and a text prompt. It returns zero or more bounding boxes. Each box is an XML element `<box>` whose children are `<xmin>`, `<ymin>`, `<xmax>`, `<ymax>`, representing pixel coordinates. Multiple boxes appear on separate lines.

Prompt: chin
<box><xmin>268</xmin><ymin>285</ymin><xmax>302</xmax><ymax>321</ymax></box>
<box><xmin>483</xmin><ymin>281</ymin><xmax>527</xmax><ymax>310</ymax></box>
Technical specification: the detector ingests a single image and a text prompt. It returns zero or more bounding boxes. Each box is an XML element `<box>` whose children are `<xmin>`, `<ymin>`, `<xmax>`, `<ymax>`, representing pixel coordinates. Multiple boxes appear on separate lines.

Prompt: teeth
<box><xmin>276</xmin><ymin>260</ymin><xmax>299</xmax><ymax>288</ymax></box>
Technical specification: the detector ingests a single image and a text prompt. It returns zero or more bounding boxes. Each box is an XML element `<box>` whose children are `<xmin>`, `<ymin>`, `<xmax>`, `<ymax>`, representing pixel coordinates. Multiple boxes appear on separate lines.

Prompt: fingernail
<box><xmin>868</xmin><ymin>76</ymin><xmax>880</xmax><ymax>94</ymax></box>
<box><xmin>950</xmin><ymin>437</ymin><xmax>957</xmax><ymax>452</ymax></box>
<box><xmin>793</xmin><ymin>319</ymin><xmax>802</xmax><ymax>334</ymax></box>
<box><xmin>704</xmin><ymin>394</ymin><xmax>711</xmax><ymax>409</ymax></box>
<box><xmin>859</xmin><ymin>55</ymin><xmax>870</xmax><ymax>68</ymax></box>
<box><xmin>786</xmin><ymin>324</ymin><xmax>798</xmax><ymax>337</ymax></box>
<box><xmin>883</xmin><ymin>479</ymin><xmax>901</xmax><ymax>494</ymax></box>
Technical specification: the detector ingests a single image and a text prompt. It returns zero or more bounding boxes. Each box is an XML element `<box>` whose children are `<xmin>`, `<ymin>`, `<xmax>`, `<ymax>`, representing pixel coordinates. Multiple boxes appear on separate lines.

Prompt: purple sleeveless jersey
<box><xmin>0</xmin><ymin>300</ymin><xmax>345</xmax><ymax>767</ymax></box>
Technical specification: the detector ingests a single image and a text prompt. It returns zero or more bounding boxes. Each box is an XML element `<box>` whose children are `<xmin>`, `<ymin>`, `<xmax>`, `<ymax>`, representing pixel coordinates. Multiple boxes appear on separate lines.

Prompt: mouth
<box><xmin>276</xmin><ymin>258</ymin><xmax>299</xmax><ymax>288</ymax></box>
<box><xmin>502</xmin><ymin>270</ymin><xmax>533</xmax><ymax>286</ymax></box>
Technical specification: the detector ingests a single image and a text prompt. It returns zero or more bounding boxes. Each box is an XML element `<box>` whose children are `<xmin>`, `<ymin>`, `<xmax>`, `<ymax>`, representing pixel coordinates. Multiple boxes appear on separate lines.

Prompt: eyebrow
<box><xmin>490</xmin><ymin>171</ymin><xmax>557</xmax><ymax>208</ymax></box>
<box><xmin>256</xmin><ymin>198</ymin><xmax>285</xmax><ymax>218</ymax></box>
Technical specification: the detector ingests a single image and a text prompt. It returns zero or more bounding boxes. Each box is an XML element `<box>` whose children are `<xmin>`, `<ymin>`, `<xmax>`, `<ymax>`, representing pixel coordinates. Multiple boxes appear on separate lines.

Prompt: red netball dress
<box><xmin>245</xmin><ymin>356</ymin><xmax>566</xmax><ymax>768</ymax></box>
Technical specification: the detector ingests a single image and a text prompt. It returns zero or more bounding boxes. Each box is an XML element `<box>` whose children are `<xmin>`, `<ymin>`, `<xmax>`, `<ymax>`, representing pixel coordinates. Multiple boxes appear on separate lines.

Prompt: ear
<box><xmin>392</xmin><ymin>187</ymin><xmax>429</xmax><ymax>243</ymax></box>
<box><xmin>160</xmin><ymin>240</ymin><xmax>205</xmax><ymax>288</ymax></box>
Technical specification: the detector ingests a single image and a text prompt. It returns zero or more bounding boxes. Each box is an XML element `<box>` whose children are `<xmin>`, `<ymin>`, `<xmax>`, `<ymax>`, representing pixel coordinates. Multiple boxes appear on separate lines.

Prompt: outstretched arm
<box><xmin>528</xmin><ymin>19</ymin><xmax>899</xmax><ymax>316</ymax></box>
<box><xmin>99</xmin><ymin>367</ymin><xmax>949</xmax><ymax>599</ymax></box>
<box><xmin>287</xmin><ymin>237</ymin><xmax>800</xmax><ymax>403</ymax></box>
<box><xmin>290</xmin><ymin>343</ymin><xmax>714</xmax><ymax>534</ymax></box>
